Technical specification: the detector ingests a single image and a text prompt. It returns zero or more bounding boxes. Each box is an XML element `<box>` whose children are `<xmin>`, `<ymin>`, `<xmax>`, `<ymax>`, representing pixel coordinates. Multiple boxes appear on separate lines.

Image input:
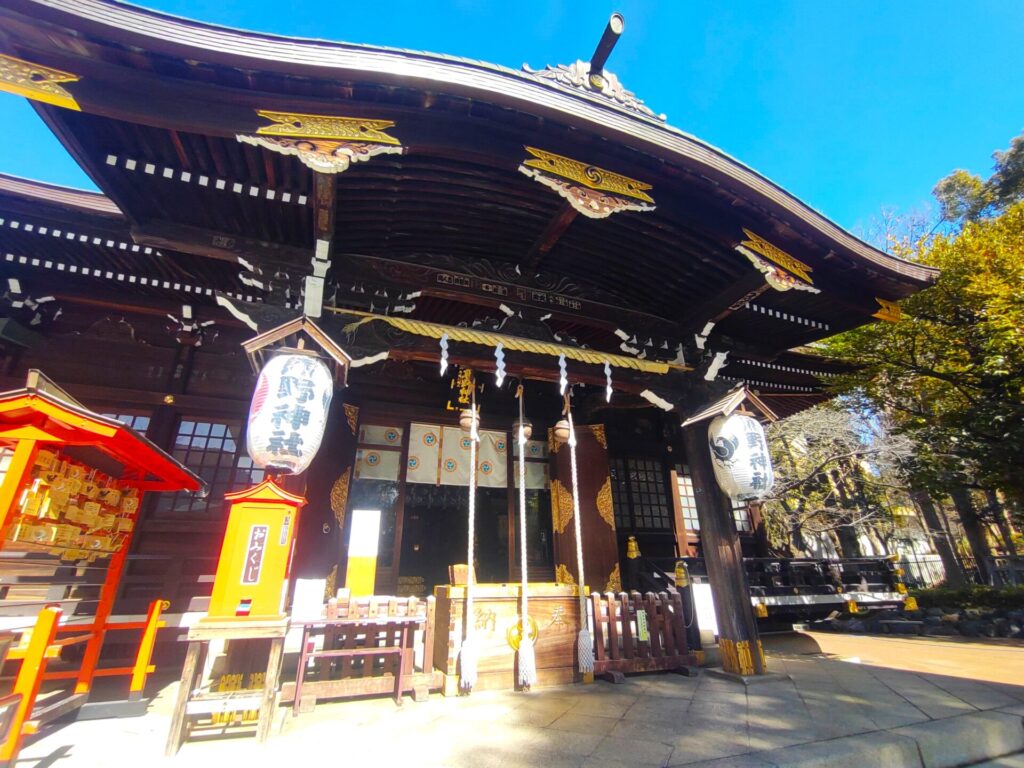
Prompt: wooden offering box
<box><xmin>433</xmin><ymin>583</ymin><xmax>582</xmax><ymax>694</ymax></box>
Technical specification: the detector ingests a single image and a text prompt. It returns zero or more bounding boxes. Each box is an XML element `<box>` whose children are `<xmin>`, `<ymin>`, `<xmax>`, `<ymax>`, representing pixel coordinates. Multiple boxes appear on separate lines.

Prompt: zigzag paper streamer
<box><xmin>604</xmin><ymin>361</ymin><xmax>613</xmax><ymax>402</ymax></box>
<box><xmin>494</xmin><ymin>343</ymin><xmax>506</xmax><ymax>387</ymax></box>
<box><xmin>439</xmin><ymin>332</ymin><xmax>449</xmax><ymax>376</ymax></box>
<box><xmin>558</xmin><ymin>354</ymin><xmax>568</xmax><ymax>395</ymax></box>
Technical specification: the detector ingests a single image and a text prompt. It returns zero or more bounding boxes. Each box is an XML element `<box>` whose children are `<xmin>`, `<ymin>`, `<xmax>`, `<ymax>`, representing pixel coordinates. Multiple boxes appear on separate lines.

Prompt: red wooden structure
<box><xmin>0</xmin><ymin>370</ymin><xmax>204</xmax><ymax>764</ymax></box>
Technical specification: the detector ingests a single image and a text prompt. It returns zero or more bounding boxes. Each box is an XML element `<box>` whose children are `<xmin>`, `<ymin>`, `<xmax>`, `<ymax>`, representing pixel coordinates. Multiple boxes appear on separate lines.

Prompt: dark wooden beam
<box><xmin>678</xmin><ymin>272</ymin><xmax>768</xmax><ymax>336</ymax></box>
<box><xmin>51</xmin><ymin>293</ymin><xmax>245</xmax><ymax>328</ymax></box>
<box><xmin>124</xmin><ymin>219</ymin><xmax>680</xmax><ymax>335</ymax></box>
<box><xmin>130</xmin><ymin>220</ymin><xmax>307</xmax><ymax>270</ymax></box>
<box><xmin>522</xmin><ymin>203</ymin><xmax>578</xmax><ymax>271</ymax></box>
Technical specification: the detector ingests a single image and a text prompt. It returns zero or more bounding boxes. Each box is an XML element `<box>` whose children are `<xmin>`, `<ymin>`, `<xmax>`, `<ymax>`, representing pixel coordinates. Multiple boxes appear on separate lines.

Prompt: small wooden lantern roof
<box><xmin>223</xmin><ymin>477</ymin><xmax>306</xmax><ymax>507</ymax></box>
<box><xmin>0</xmin><ymin>370</ymin><xmax>206</xmax><ymax>494</ymax></box>
<box><xmin>241</xmin><ymin>316</ymin><xmax>351</xmax><ymax>385</ymax></box>
<box><xmin>682</xmin><ymin>385</ymin><xmax>779</xmax><ymax>427</ymax></box>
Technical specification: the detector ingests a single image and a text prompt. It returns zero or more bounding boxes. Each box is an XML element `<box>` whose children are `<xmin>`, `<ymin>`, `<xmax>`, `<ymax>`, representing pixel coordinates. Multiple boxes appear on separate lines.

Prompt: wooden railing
<box><xmin>590</xmin><ymin>591</ymin><xmax>698</xmax><ymax>679</ymax></box>
<box><xmin>0</xmin><ymin>599</ymin><xmax>168</xmax><ymax>764</ymax></box>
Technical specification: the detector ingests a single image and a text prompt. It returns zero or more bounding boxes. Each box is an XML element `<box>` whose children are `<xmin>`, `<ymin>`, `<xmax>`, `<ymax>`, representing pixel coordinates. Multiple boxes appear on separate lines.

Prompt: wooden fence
<box><xmin>590</xmin><ymin>591</ymin><xmax>698</xmax><ymax>678</ymax></box>
<box><xmin>279</xmin><ymin>595</ymin><xmax>442</xmax><ymax>707</ymax></box>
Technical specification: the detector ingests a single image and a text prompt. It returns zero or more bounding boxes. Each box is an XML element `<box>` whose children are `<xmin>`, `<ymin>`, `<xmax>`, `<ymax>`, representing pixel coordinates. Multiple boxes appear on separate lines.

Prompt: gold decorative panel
<box><xmin>551</xmin><ymin>478</ymin><xmax>574</xmax><ymax>534</ymax></box>
<box><xmin>0</xmin><ymin>54</ymin><xmax>80</xmax><ymax>111</ymax></box>
<box><xmin>343</xmin><ymin>403</ymin><xmax>359</xmax><ymax>435</ymax></box>
<box><xmin>555</xmin><ymin>563</ymin><xmax>576</xmax><ymax>585</ymax></box>
<box><xmin>238</xmin><ymin>111</ymin><xmax>403</xmax><ymax>174</ymax></box>
<box><xmin>254</xmin><ymin>111</ymin><xmax>400</xmax><ymax>144</ymax></box>
<box><xmin>519</xmin><ymin>146</ymin><xmax>655</xmax><ymax>219</ymax></box>
<box><xmin>330</xmin><ymin>468</ymin><xmax>351</xmax><ymax>526</ymax></box>
<box><xmin>605</xmin><ymin>563</ymin><xmax>621</xmax><ymax>594</ymax></box>
<box><xmin>738</xmin><ymin>229</ymin><xmax>815</xmax><ymax>288</ymax></box>
<box><xmin>595</xmin><ymin>476</ymin><xmax>615</xmax><ymax>529</ymax></box>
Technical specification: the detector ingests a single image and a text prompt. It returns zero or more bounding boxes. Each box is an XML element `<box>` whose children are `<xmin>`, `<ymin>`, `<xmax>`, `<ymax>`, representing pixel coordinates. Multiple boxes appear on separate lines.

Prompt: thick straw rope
<box><xmin>516</xmin><ymin>385</ymin><xmax>537</xmax><ymax>689</ymax></box>
<box><xmin>566</xmin><ymin>394</ymin><xmax>595</xmax><ymax>674</ymax></box>
<box><xmin>459</xmin><ymin>385</ymin><xmax>479</xmax><ymax>693</ymax></box>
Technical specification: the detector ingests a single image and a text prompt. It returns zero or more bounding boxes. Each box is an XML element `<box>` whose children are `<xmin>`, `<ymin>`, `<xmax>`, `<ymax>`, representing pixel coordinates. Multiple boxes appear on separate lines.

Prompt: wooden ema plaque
<box><xmin>202</xmin><ymin>479</ymin><xmax>305</xmax><ymax>624</ymax></box>
<box><xmin>433</xmin><ymin>583</ymin><xmax>582</xmax><ymax>695</ymax></box>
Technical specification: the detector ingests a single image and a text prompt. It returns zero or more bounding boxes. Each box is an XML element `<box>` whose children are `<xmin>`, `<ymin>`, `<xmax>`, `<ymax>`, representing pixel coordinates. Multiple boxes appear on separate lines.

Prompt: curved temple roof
<box><xmin>0</xmin><ymin>0</ymin><xmax>936</xmax><ymax>407</ymax></box>
<box><xmin>2</xmin><ymin>0</ymin><xmax>935</xmax><ymax>280</ymax></box>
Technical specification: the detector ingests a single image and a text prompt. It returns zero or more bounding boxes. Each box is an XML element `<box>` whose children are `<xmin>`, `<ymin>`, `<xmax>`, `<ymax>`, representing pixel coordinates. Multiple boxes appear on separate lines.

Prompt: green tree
<box><xmin>934</xmin><ymin>131</ymin><xmax>1024</xmax><ymax>225</ymax></box>
<box><xmin>827</xmin><ymin>202</ymin><xmax>1024</xmax><ymax>505</ymax></box>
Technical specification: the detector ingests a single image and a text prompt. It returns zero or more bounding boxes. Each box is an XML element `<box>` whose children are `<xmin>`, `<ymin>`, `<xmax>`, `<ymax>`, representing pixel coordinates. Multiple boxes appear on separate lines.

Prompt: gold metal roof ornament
<box><xmin>518</xmin><ymin>146</ymin><xmax>655</xmax><ymax>219</ymax></box>
<box><xmin>0</xmin><ymin>54</ymin><xmax>80</xmax><ymax>111</ymax></box>
<box><xmin>872</xmin><ymin>297</ymin><xmax>902</xmax><ymax>323</ymax></box>
<box><xmin>735</xmin><ymin>229</ymin><xmax>820</xmax><ymax>294</ymax></box>
<box><xmin>237</xmin><ymin>111</ymin><xmax>404</xmax><ymax>174</ymax></box>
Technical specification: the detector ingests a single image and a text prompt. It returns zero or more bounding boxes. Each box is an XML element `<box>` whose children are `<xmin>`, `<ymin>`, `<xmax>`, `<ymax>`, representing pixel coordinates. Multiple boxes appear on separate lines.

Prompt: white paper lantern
<box><xmin>247</xmin><ymin>354</ymin><xmax>333</xmax><ymax>475</ymax></box>
<box><xmin>707</xmin><ymin>413</ymin><xmax>775</xmax><ymax>500</ymax></box>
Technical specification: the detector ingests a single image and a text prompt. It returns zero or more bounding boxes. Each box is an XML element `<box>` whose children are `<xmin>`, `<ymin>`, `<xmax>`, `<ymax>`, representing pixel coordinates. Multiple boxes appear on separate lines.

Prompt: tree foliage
<box><xmin>761</xmin><ymin>400</ymin><xmax>919</xmax><ymax>557</ymax></box>
<box><xmin>826</xmin><ymin>202</ymin><xmax>1024</xmax><ymax>503</ymax></box>
<box><xmin>934</xmin><ymin>131</ymin><xmax>1024</xmax><ymax>225</ymax></box>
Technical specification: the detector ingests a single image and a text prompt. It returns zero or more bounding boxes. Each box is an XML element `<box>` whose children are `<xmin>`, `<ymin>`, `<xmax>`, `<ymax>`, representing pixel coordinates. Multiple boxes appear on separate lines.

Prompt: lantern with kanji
<box><xmin>707</xmin><ymin>413</ymin><xmax>775</xmax><ymax>500</ymax></box>
<box><xmin>246</xmin><ymin>353</ymin><xmax>333</xmax><ymax>475</ymax></box>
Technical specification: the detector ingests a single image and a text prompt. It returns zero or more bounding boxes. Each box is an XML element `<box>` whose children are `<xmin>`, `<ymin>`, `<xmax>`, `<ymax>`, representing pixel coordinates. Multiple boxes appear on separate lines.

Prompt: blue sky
<box><xmin>2</xmin><ymin>0</ymin><xmax>1022</xmax><ymax>236</ymax></box>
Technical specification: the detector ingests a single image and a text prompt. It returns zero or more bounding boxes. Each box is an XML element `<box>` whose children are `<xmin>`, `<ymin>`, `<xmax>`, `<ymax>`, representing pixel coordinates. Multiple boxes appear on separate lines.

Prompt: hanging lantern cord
<box><xmin>459</xmin><ymin>381</ymin><xmax>479</xmax><ymax>693</ymax></box>
<box><xmin>516</xmin><ymin>383</ymin><xmax>537</xmax><ymax>690</ymax></box>
<box><xmin>565</xmin><ymin>389</ymin><xmax>594</xmax><ymax>677</ymax></box>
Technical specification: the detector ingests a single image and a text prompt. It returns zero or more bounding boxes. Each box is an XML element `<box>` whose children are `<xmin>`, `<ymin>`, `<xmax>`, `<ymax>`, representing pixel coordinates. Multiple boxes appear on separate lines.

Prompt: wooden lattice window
<box><xmin>153</xmin><ymin>418</ymin><xmax>264</xmax><ymax>517</ymax></box>
<box><xmin>610</xmin><ymin>456</ymin><xmax>672</xmax><ymax>531</ymax></box>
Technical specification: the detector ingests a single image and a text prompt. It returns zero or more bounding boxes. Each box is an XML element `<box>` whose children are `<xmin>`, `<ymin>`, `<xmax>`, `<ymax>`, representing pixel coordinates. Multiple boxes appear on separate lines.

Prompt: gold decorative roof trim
<box><xmin>237</xmin><ymin>135</ymin><xmax>402</xmax><ymax>174</ymax></box>
<box><xmin>521</xmin><ymin>146</ymin><xmax>654</xmax><ymax>204</ymax></box>
<box><xmin>739</xmin><ymin>229</ymin><xmax>814</xmax><ymax>286</ymax></box>
<box><xmin>254</xmin><ymin>111</ymin><xmax>400</xmax><ymax>144</ymax></box>
<box><xmin>0</xmin><ymin>54</ymin><xmax>80</xmax><ymax>111</ymax></box>
<box><xmin>873</xmin><ymin>297</ymin><xmax>902</xmax><ymax>323</ymax></box>
<box><xmin>335</xmin><ymin>310</ymin><xmax>686</xmax><ymax>374</ymax></box>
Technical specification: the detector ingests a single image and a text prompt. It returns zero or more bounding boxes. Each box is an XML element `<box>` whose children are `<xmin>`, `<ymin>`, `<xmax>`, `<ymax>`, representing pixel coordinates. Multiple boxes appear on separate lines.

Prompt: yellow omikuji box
<box><xmin>202</xmin><ymin>479</ymin><xmax>306</xmax><ymax>624</ymax></box>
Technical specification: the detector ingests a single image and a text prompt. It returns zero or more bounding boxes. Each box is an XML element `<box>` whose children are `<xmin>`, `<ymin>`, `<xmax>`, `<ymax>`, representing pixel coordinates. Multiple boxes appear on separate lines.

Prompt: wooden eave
<box><xmin>0</xmin><ymin>0</ymin><xmax>937</xmax><ymax>292</ymax></box>
<box><xmin>0</xmin><ymin>383</ymin><xmax>206</xmax><ymax>492</ymax></box>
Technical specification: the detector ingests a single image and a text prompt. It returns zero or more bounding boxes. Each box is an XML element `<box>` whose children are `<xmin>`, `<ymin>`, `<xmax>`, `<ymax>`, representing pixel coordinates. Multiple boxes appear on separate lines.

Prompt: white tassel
<box><xmin>577</xmin><ymin>628</ymin><xmax>595</xmax><ymax>674</ymax></box>
<box><xmin>517</xmin><ymin>635</ymin><xmax>537</xmax><ymax>690</ymax></box>
<box><xmin>459</xmin><ymin>636</ymin><xmax>477</xmax><ymax>693</ymax></box>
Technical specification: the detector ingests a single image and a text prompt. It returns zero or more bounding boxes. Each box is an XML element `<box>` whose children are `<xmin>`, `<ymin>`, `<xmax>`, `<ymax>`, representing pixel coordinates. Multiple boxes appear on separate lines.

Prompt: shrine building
<box><xmin>0</xmin><ymin>0</ymin><xmax>936</xmax><ymax>682</ymax></box>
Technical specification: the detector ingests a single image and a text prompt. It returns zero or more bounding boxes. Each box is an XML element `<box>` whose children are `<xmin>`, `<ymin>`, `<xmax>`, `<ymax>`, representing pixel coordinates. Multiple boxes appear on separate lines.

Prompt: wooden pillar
<box><xmin>549</xmin><ymin>424</ymin><xmax>620</xmax><ymax>594</ymax></box>
<box><xmin>748</xmin><ymin>501</ymin><xmax>771</xmax><ymax>558</ymax></box>
<box><xmin>683</xmin><ymin>422</ymin><xmax>766</xmax><ymax>676</ymax></box>
<box><xmin>293</xmin><ymin>400</ymin><xmax>358</xmax><ymax>582</ymax></box>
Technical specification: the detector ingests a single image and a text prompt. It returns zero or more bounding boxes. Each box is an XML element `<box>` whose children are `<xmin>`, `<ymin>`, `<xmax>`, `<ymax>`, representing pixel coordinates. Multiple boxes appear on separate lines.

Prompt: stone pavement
<box><xmin>13</xmin><ymin>636</ymin><xmax>1024</xmax><ymax>768</ymax></box>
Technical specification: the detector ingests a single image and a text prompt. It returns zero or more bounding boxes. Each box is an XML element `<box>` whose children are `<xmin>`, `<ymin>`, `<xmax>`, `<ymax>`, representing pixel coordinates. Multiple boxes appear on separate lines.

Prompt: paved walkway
<box><xmin>13</xmin><ymin>635</ymin><xmax>1024</xmax><ymax>768</ymax></box>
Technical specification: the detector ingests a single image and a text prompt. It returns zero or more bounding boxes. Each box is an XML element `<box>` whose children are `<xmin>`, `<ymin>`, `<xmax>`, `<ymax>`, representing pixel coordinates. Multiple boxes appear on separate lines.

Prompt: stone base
<box><xmin>703</xmin><ymin>666</ymin><xmax>790</xmax><ymax>686</ymax></box>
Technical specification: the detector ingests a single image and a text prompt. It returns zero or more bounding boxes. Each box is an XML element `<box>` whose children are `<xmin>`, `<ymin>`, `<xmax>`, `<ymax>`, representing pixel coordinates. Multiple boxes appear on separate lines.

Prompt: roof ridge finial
<box><xmin>522</xmin><ymin>12</ymin><xmax>666</xmax><ymax>122</ymax></box>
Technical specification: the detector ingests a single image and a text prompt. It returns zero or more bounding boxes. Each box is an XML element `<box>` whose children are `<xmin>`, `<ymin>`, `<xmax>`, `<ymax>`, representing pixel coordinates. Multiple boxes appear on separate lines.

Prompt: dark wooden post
<box><xmin>683</xmin><ymin>422</ymin><xmax>766</xmax><ymax>676</ymax></box>
<box><xmin>747</xmin><ymin>501</ymin><xmax>771</xmax><ymax>558</ymax></box>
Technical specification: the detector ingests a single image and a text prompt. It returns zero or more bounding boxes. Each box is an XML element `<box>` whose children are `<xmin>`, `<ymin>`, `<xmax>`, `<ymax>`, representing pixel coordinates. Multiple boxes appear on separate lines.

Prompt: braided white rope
<box><xmin>459</xmin><ymin>386</ymin><xmax>479</xmax><ymax>693</ymax></box>
<box><xmin>566</xmin><ymin>396</ymin><xmax>594</xmax><ymax>674</ymax></box>
<box><xmin>517</xmin><ymin>386</ymin><xmax>536</xmax><ymax>689</ymax></box>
